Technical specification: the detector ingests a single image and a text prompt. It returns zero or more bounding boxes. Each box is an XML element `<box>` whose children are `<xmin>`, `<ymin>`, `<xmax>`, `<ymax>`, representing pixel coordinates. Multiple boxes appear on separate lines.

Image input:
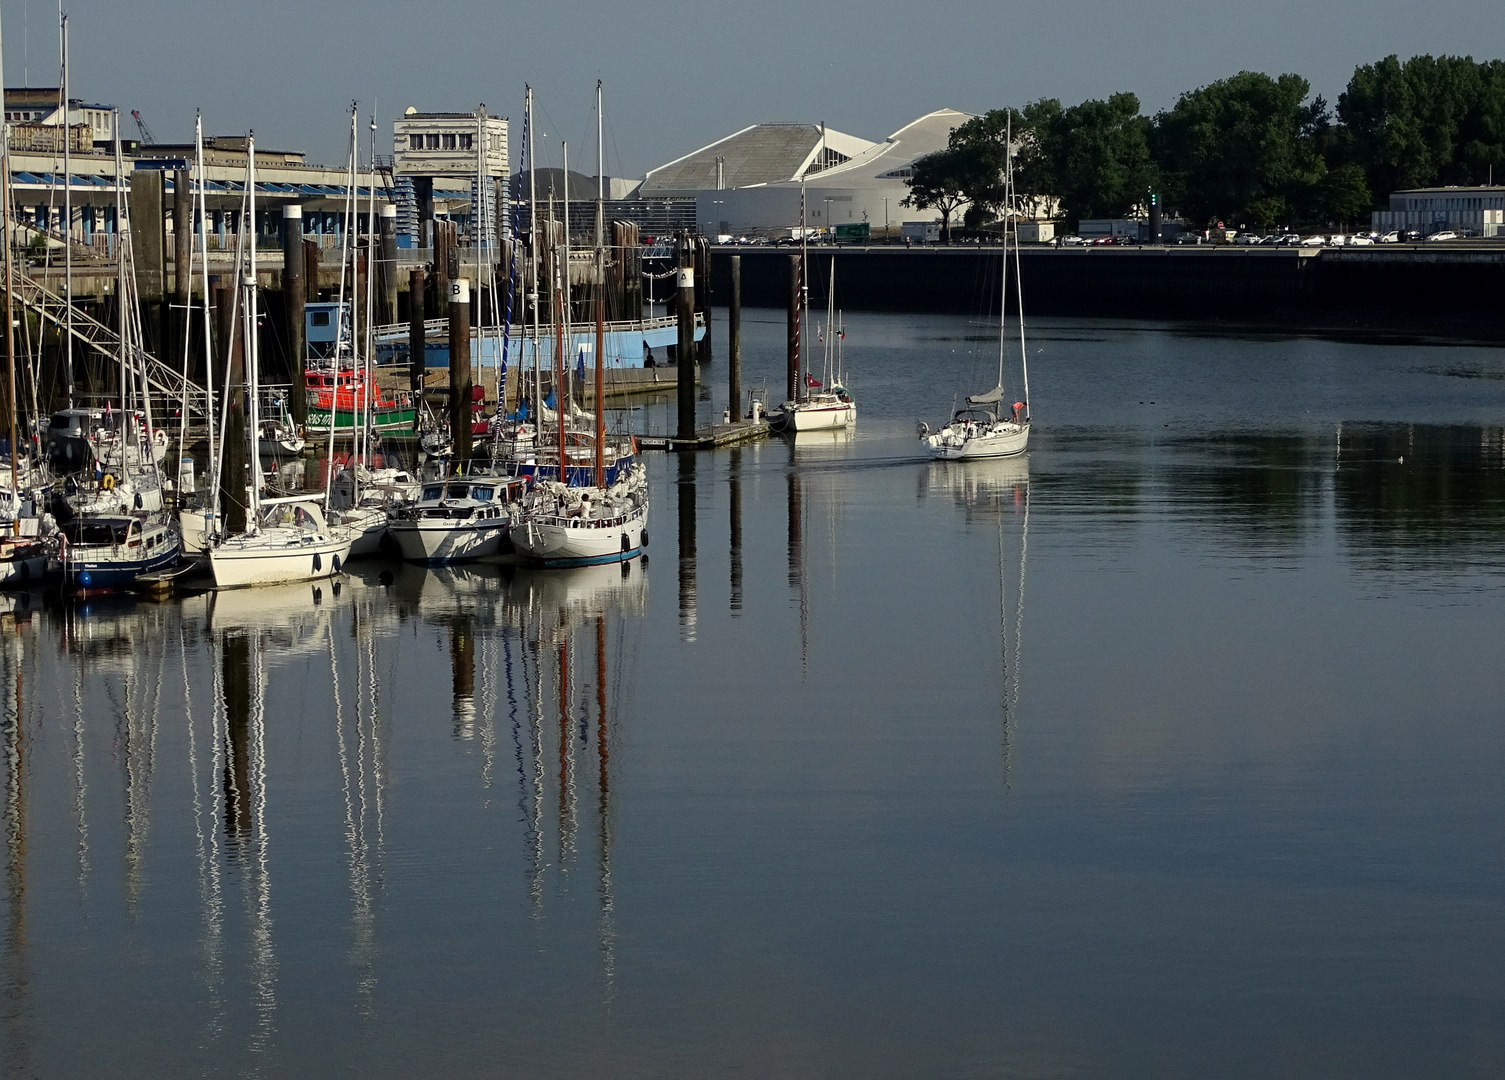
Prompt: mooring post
<box><xmin>282</xmin><ymin>205</ymin><xmax>307</xmax><ymax>424</ymax></box>
<box><xmin>449</xmin><ymin>277</ymin><xmax>473</xmax><ymax>461</ymax></box>
<box><xmin>215</xmin><ymin>281</ymin><xmax>246</xmax><ymax>535</ymax></box>
<box><xmin>786</xmin><ymin>253</ymin><xmax>799</xmax><ymax>404</ymax></box>
<box><xmin>676</xmin><ymin>238</ymin><xmax>697</xmax><ymax>441</ymax></box>
<box><xmin>728</xmin><ymin>254</ymin><xmax>742</xmax><ymax>421</ymax></box>
<box><xmin>379</xmin><ymin>204</ymin><xmax>398</xmax><ymax>325</ymax></box>
<box><xmin>409</xmin><ymin>267</ymin><xmax>426</xmax><ymax>427</ymax></box>
<box><xmin>173</xmin><ymin>169</ymin><xmax>192</xmax><ymax>371</ymax></box>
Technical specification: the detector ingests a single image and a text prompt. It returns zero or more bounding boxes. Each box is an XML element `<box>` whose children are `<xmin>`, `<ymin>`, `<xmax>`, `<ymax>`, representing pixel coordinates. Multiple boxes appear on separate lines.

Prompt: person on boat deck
<box><xmin>294</xmin><ymin>505</ymin><xmax>315</xmax><ymax>529</ymax></box>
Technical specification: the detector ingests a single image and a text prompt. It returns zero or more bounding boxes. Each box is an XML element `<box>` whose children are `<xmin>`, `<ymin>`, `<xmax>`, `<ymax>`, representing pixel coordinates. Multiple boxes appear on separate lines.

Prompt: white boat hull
<box><xmin>769</xmin><ymin>400</ymin><xmax>856</xmax><ymax>432</ymax></box>
<box><xmin>209</xmin><ymin>533</ymin><xmax>352</xmax><ymax>588</ymax></box>
<box><xmin>330</xmin><ymin>506</ymin><xmax>390</xmax><ymax>557</ymax></box>
<box><xmin>388</xmin><ymin>517</ymin><xmax>511</xmax><ymax>565</ymax></box>
<box><xmin>513</xmin><ymin>505</ymin><xmax>648</xmax><ymax>567</ymax></box>
<box><xmin>925</xmin><ymin>422</ymin><xmax>1029</xmax><ymax>460</ymax></box>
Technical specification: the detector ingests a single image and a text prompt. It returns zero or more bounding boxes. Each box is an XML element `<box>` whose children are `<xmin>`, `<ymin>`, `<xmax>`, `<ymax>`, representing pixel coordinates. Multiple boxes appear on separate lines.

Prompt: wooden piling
<box><xmin>282</xmin><ymin>205</ymin><xmax>307</xmax><ymax>423</ymax></box>
<box><xmin>409</xmin><ymin>268</ymin><xmax>426</xmax><ymax>421</ymax></box>
<box><xmin>786</xmin><ymin>253</ymin><xmax>799</xmax><ymax>404</ymax></box>
<box><xmin>379</xmin><ymin>204</ymin><xmax>398</xmax><ymax>325</ymax></box>
<box><xmin>449</xmin><ymin>277</ymin><xmax>473</xmax><ymax>461</ymax></box>
<box><xmin>676</xmin><ymin>236</ymin><xmax>697</xmax><ymax>441</ymax></box>
<box><xmin>215</xmin><ymin>282</ymin><xmax>247</xmax><ymax>535</ymax></box>
<box><xmin>728</xmin><ymin>254</ymin><xmax>741</xmax><ymax>420</ymax></box>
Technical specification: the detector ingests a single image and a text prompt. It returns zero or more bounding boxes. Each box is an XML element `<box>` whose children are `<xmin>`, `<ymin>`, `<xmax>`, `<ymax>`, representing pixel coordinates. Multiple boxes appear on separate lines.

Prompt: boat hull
<box><xmin>0</xmin><ymin>550</ymin><xmax>49</xmax><ymax>588</ymax></box>
<box><xmin>65</xmin><ymin>543</ymin><xmax>179</xmax><ymax>592</ymax></box>
<box><xmin>513</xmin><ymin>506</ymin><xmax>648</xmax><ymax>568</ymax></box>
<box><xmin>925</xmin><ymin>424</ymin><xmax>1029</xmax><ymax>460</ymax></box>
<box><xmin>769</xmin><ymin>401</ymin><xmax>855</xmax><ymax>432</ymax></box>
<box><xmin>388</xmin><ymin>518</ymin><xmax>512</xmax><ymax>565</ymax></box>
<box><xmin>305</xmin><ymin>406</ymin><xmax>418</xmax><ymax>435</ymax></box>
<box><xmin>209</xmin><ymin>535</ymin><xmax>353</xmax><ymax>588</ymax></box>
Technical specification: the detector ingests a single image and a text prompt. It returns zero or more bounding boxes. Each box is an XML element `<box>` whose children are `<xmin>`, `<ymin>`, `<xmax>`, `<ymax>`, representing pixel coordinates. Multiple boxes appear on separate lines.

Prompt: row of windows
<box><xmin>1404</xmin><ymin>197</ymin><xmax>1505</xmax><ymax>211</ymax></box>
<box><xmin>406</xmin><ymin>132</ymin><xmax>474</xmax><ymax>151</ymax></box>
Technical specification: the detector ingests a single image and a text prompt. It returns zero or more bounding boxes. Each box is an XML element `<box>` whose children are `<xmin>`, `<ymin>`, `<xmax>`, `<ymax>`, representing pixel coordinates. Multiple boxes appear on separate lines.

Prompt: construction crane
<box><xmin>130</xmin><ymin>109</ymin><xmax>158</xmax><ymax>145</ymax></box>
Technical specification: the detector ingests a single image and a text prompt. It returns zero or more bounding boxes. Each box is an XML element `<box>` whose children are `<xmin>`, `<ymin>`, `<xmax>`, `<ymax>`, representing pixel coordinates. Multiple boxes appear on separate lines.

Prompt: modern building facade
<box><xmin>1371</xmin><ymin>186</ymin><xmax>1505</xmax><ymax>237</ymax></box>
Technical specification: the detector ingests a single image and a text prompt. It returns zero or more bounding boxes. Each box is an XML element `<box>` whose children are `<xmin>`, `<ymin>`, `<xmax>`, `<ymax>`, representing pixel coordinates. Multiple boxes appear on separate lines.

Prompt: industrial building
<box><xmin>392</xmin><ymin>106</ymin><xmax>508</xmax><ymax>247</ymax></box>
<box><xmin>1371</xmin><ymin>186</ymin><xmax>1505</xmax><ymax>237</ymax></box>
<box><xmin>635</xmin><ymin>110</ymin><xmax>970</xmax><ymax>237</ymax></box>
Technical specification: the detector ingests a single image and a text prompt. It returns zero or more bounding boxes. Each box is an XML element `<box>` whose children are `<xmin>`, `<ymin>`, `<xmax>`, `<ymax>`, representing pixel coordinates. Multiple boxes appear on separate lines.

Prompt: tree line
<box><xmin>905</xmin><ymin>55</ymin><xmax>1505</xmax><ymax>237</ymax></box>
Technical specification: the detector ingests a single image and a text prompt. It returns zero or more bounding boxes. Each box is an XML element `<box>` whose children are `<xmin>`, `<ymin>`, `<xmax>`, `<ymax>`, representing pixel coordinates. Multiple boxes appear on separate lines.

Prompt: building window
<box><xmin>425</xmin><ymin>133</ymin><xmax>440</xmax><ymax>149</ymax></box>
<box><xmin>442</xmin><ymin>133</ymin><xmax>457</xmax><ymax>150</ymax></box>
<box><xmin>459</xmin><ymin>133</ymin><xmax>473</xmax><ymax>150</ymax></box>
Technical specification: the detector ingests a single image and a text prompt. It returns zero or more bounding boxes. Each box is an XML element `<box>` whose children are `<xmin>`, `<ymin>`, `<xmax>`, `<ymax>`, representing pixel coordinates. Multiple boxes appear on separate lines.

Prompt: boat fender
<box><xmin>332</xmin><ymin>555</ymin><xmax>342</xmax><ymax>574</ymax></box>
<box><xmin>621</xmin><ymin>535</ymin><xmax>631</xmax><ymax>553</ymax></box>
<box><xmin>134</xmin><ymin>492</ymin><xmax>143</xmax><ymax>510</ymax></box>
<box><xmin>640</xmin><ymin>529</ymin><xmax>648</xmax><ymax>548</ymax></box>
<box><xmin>313</xmin><ymin>553</ymin><xmax>323</xmax><ymax>573</ymax></box>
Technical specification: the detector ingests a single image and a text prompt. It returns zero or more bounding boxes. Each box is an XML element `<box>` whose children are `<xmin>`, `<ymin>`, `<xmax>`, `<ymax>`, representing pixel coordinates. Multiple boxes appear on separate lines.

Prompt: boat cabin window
<box><xmin>63</xmin><ymin>520</ymin><xmax>131</xmax><ymax>546</ymax></box>
<box><xmin>421</xmin><ymin>484</ymin><xmax>445</xmax><ymax>501</ymax></box>
<box><xmin>311</xmin><ymin>312</ymin><xmax>331</xmax><ymax>327</ymax></box>
<box><xmin>470</xmin><ymin>486</ymin><xmax>495</xmax><ymax>502</ymax></box>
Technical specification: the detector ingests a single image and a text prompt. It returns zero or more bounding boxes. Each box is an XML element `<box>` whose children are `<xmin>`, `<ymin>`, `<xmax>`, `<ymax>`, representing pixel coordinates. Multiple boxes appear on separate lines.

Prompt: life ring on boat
<box><xmin>101</xmin><ymin>473</ymin><xmax>115</xmax><ymax>491</ymax></box>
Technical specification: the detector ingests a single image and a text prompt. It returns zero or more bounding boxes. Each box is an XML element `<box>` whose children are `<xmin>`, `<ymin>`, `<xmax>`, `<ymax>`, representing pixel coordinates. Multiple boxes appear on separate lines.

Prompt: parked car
<box><xmin>1174</xmin><ymin>233</ymin><xmax>1204</xmax><ymax>245</ymax></box>
<box><xmin>1378</xmin><ymin>231</ymin><xmax>1401</xmax><ymax>243</ymax></box>
<box><xmin>1328</xmin><ymin>234</ymin><xmax>1348</xmax><ymax>246</ymax></box>
<box><xmin>1348</xmin><ymin>234</ymin><xmax>1375</xmax><ymax>246</ymax></box>
<box><xmin>1402</xmin><ymin>229</ymin><xmax>1423</xmax><ymax>242</ymax></box>
<box><xmin>1278</xmin><ymin>233</ymin><xmax>1304</xmax><ymax>245</ymax></box>
<box><xmin>1301</xmin><ymin>235</ymin><xmax>1326</xmax><ymax>246</ymax></box>
<box><xmin>1060</xmin><ymin>234</ymin><xmax>1085</xmax><ymax>246</ymax></box>
<box><xmin>1232</xmin><ymin>232</ymin><xmax>1262</xmax><ymax>245</ymax></box>
<box><xmin>1426</xmin><ymin>230</ymin><xmax>1459</xmax><ymax>241</ymax></box>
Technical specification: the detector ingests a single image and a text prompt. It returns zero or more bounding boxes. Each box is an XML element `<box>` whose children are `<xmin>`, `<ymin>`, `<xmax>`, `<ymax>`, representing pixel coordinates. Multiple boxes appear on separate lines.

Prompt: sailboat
<box><xmin>208</xmin><ymin>134</ymin><xmax>352</xmax><ymax>589</ymax></box>
<box><xmin>60</xmin><ymin>112</ymin><xmax>183</xmax><ymax>592</ymax></box>
<box><xmin>767</xmin><ymin>185</ymin><xmax>856</xmax><ymax>433</ymax></box>
<box><xmin>513</xmin><ymin>84</ymin><xmax>648</xmax><ymax>569</ymax></box>
<box><xmin>920</xmin><ymin>118</ymin><xmax>1031</xmax><ymax>460</ymax></box>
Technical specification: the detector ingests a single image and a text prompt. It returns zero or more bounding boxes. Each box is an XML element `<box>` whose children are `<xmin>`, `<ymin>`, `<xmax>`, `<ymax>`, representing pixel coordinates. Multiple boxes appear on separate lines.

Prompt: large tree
<box><xmin>1033</xmin><ymin>93</ymin><xmax>1155</xmax><ymax>225</ymax></box>
<box><xmin>1339</xmin><ymin>55</ymin><xmax>1505</xmax><ymax>194</ymax></box>
<box><xmin>903</xmin><ymin>146</ymin><xmax>972</xmax><ymax>241</ymax></box>
<box><xmin>1153</xmin><ymin>71</ymin><xmax>1328</xmax><ymax>229</ymax></box>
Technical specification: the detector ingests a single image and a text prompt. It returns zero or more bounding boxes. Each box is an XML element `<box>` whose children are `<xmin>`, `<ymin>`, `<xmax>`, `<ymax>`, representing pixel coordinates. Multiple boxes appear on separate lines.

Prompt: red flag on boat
<box><xmin>807</xmin><ymin>373</ymin><xmax>823</xmax><ymax>388</ymax></box>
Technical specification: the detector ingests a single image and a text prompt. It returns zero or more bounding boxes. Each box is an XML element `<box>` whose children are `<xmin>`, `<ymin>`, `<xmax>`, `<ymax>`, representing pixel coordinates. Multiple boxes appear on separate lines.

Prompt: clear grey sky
<box><xmin>9</xmin><ymin>0</ymin><xmax>1504</xmax><ymax>177</ymax></box>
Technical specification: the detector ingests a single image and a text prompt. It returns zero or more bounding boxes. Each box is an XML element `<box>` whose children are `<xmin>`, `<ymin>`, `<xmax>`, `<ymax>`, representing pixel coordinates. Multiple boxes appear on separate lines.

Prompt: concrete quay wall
<box><xmin>708</xmin><ymin>245</ymin><xmax>1505</xmax><ymax>327</ymax></box>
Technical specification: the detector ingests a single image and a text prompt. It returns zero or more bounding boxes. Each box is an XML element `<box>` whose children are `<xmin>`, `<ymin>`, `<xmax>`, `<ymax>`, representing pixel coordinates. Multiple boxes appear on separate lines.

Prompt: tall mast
<box><xmin>245</xmin><ymin>133</ymin><xmax>262</xmax><ymax>525</ymax></box>
<box><xmin>113</xmin><ymin>112</ymin><xmax>127</xmax><ymax>443</ymax></box>
<box><xmin>1</xmin><ymin>7</ymin><xmax>17</xmax><ymax>531</ymax></box>
<box><xmin>335</xmin><ymin>105</ymin><xmax>357</xmax><ymax>365</ymax></box>
<box><xmin>1010</xmin><ymin>116</ymin><xmax>1029</xmax><ymax>417</ymax></box>
<box><xmin>561</xmin><ymin>141</ymin><xmax>572</xmax><ymax>413</ymax></box>
<box><xmin>594</xmin><ymin>81</ymin><xmax>605</xmax><ymax>490</ymax></box>
<box><xmin>997</xmin><ymin>115</ymin><xmax>1009</xmax><ymax>396</ymax></box>
<box><xmin>797</xmin><ymin>181</ymin><xmax>807</xmax><ymax>402</ymax></box>
<box><xmin>526</xmin><ymin>87</ymin><xmax>540</xmax><ymax>422</ymax></box>
<box><xmin>362</xmin><ymin>114</ymin><xmax>378</xmax><ymax>493</ymax></box>
<box><xmin>59</xmin><ymin>10</ymin><xmax>74</xmax><ymax>408</ymax></box>
<box><xmin>554</xmin><ymin>209</ymin><xmax>566</xmax><ymax>488</ymax></box>
<box><xmin>196</xmin><ymin>113</ymin><xmax>218</xmax><ymax>529</ymax></box>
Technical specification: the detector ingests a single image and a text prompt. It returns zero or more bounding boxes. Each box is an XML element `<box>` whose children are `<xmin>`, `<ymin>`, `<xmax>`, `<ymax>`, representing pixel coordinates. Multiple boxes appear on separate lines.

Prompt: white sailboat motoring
<box><xmin>921</xmin><ymin>117</ymin><xmax>1031</xmax><ymax>460</ymax></box>
<box><xmin>768</xmin><ymin>183</ymin><xmax>856</xmax><ymax>433</ymax></box>
<box><xmin>208</xmin><ymin>133</ymin><xmax>352</xmax><ymax>588</ymax></box>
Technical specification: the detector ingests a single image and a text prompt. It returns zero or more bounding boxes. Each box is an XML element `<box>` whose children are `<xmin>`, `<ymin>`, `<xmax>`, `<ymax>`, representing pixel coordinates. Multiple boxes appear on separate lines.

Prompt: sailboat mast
<box><xmin>561</xmin><ymin>141</ymin><xmax>572</xmax><ymax>411</ymax></box>
<box><xmin>797</xmin><ymin>182</ymin><xmax>806</xmax><ymax>402</ymax></box>
<box><xmin>196</xmin><ymin>113</ymin><xmax>218</xmax><ymax>528</ymax></box>
<box><xmin>362</xmin><ymin>115</ymin><xmax>378</xmax><ymax>495</ymax></box>
<box><xmin>594</xmin><ymin>82</ymin><xmax>605</xmax><ymax>489</ymax></box>
<box><xmin>0</xmin><ymin>9</ymin><xmax>17</xmax><ymax>532</ymax></box>
<box><xmin>113</xmin><ymin>115</ymin><xmax>127</xmax><ymax>446</ymax></box>
<box><xmin>245</xmin><ymin>133</ymin><xmax>263</xmax><ymax>524</ymax></box>
<box><xmin>1009</xmin><ymin>120</ymin><xmax>1030</xmax><ymax>416</ymax></box>
<box><xmin>60</xmin><ymin>10</ymin><xmax>74</xmax><ymax>408</ymax></box>
<box><xmin>527</xmin><ymin>87</ymin><xmax>540</xmax><ymax>421</ymax></box>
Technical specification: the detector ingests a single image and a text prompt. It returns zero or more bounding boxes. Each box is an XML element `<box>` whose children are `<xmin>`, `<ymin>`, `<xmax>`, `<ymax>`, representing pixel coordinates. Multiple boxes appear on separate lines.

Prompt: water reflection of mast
<box><xmin>678</xmin><ymin>453</ymin><xmax>698</xmax><ymax>641</ymax></box>
<box><xmin>1</xmin><ymin>627</ymin><xmax>31</xmax><ymax>1072</ymax></box>
<box><xmin>594</xmin><ymin>615</ymin><xmax>616</xmax><ymax>1000</ymax></box>
<box><xmin>122</xmin><ymin>638</ymin><xmax>166</xmax><ymax>915</ymax></box>
<box><xmin>999</xmin><ymin>473</ymin><xmax>1031</xmax><ymax>784</ymax></box>
<box><xmin>450</xmin><ymin>618</ymin><xmax>476</xmax><ymax>740</ymax></box>
<box><xmin>557</xmin><ymin>637</ymin><xmax>577</xmax><ymax>869</ymax></box>
<box><xmin>185</xmin><ymin>618</ymin><xmax>225</xmax><ymax>1042</ymax></box>
<box><xmin>221</xmin><ymin>629</ymin><xmax>277</xmax><ymax>1051</ymax></box>
<box><xmin>331</xmin><ymin>620</ymin><xmax>376</xmax><ymax>1014</ymax></box>
<box><xmin>728</xmin><ymin>448</ymin><xmax>743</xmax><ymax>614</ymax></box>
<box><xmin>787</xmin><ymin>455</ymin><xmax>809</xmax><ymax>677</ymax></box>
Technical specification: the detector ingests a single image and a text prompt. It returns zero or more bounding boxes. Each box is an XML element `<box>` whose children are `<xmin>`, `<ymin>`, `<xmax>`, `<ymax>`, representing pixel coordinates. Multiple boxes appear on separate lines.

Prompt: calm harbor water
<box><xmin>3</xmin><ymin>311</ymin><xmax>1504</xmax><ymax>1078</ymax></box>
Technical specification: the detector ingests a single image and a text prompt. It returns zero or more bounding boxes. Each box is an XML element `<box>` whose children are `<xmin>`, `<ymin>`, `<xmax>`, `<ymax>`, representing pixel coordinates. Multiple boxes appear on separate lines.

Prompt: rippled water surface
<box><xmin>3</xmin><ymin>312</ymin><xmax>1504</xmax><ymax>1078</ymax></box>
